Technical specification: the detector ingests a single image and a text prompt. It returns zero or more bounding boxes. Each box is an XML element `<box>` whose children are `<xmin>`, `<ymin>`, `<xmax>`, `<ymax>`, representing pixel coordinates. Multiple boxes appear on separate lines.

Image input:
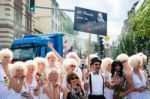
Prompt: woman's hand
<box><xmin>84</xmin><ymin>83</ymin><xmax>89</xmax><ymax>91</ymax></box>
<box><xmin>119</xmin><ymin>92</ymin><xmax>126</xmax><ymax>97</ymax></box>
<box><xmin>136</xmin><ymin>86</ymin><xmax>145</xmax><ymax>92</ymax></box>
<box><xmin>34</xmin><ymin>88</ymin><xmax>40</xmax><ymax>96</ymax></box>
<box><xmin>47</xmin><ymin>42</ymin><xmax>54</xmax><ymax>49</ymax></box>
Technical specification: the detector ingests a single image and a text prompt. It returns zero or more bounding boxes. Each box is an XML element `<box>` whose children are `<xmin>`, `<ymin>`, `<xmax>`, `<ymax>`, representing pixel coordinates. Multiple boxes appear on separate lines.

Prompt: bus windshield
<box><xmin>12</xmin><ymin>47</ymin><xmax>36</xmax><ymax>61</ymax></box>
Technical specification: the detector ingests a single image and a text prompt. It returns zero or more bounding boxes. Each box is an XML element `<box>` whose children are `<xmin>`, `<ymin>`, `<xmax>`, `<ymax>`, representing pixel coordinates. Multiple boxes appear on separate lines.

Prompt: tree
<box><xmin>61</xmin><ymin>15</ymin><xmax>79</xmax><ymax>36</ymax></box>
<box><xmin>115</xmin><ymin>0</ymin><xmax>150</xmax><ymax>56</ymax></box>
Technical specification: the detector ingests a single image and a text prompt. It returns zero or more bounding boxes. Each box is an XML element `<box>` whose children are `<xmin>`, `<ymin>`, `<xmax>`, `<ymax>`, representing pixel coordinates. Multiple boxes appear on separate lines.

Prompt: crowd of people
<box><xmin>0</xmin><ymin>42</ymin><xmax>150</xmax><ymax>99</ymax></box>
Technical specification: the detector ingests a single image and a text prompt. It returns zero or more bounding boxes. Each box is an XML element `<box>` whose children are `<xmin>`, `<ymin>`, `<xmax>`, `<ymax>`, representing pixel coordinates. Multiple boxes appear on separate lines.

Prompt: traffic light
<box><xmin>98</xmin><ymin>36</ymin><xmax>105</xmax><ymax>58</ymax></box>
<box><xmin>29</xmin><ymin>0</ymin><xmax>35</xmax><ymax>12</ymax></box>
<box><xmin>99</xmin><ymin>36</ymin><xmax>104</xmax><ymax>51</ymax></box>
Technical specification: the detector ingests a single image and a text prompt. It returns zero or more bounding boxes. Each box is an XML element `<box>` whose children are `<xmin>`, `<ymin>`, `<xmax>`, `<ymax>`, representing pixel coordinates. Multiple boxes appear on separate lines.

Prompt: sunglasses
<box><xmin>70</xmin><ymin>65</ymin><xmax>76</xmax><ymax>68</ymax></box>
<box><xmin>71</xmin><ymin>76</ymin><xmax>78</xmax><ymax>80</ymax></box>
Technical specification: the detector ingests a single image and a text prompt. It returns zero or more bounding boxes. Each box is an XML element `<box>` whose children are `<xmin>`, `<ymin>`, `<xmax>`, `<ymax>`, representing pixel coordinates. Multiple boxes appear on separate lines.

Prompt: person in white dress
<box><xmin>34</xmin><ymin>57</ymin><xmax>47</xmax><ymax>85</ymax></box>
<box><xmin>66</xmin><ymin>52</ymin><xmax>82</xmax><ymax>77</ymax></box>
<box><xmin>25</xmin><ymin>60</ymin><xmax>40</xmax><ymax>99</ymax></box>
<box><xmin>34</xmin><ymin>57</ymin><xmax>47</xmax><ymax>99</ymax></box>
<box><xmin>101</xmin><ymin>57</ymin><xmax>113</xmax><ymax>99</ymax></box>
<box><xmin>0</xmin><ymin>48</ymin><xmax>13</xmax><ymax>99</ymax></box>
<box><xmin>42</xmin><ymin>69</ymin><xmax>64</xmax><ymax>99</ymax></box>
<box><xmin>61</xmin><ymin>58</ymin><xmax>83</xmax><ymax>89</ymax></box>
<box><xmin>7</xmin><ymin>61</ymin><xmax>29</xmax><ymax>99</ymax></box>
<box><xmin>45</xmin><ymin>42</ymin><xmax>63</xmax><ymax>75</ymax></box>
<box><xmin>128</xmin><ymin>54</ymin><xmax>150</xmax><ymax>99</ymax></box>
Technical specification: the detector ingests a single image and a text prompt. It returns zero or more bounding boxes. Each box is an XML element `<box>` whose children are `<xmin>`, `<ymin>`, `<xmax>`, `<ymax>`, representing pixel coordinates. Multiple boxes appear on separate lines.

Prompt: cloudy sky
<box><xmin>56</xmin><ymin>0</ymin><xmax>138</xmax><ymax>42</ymax></box>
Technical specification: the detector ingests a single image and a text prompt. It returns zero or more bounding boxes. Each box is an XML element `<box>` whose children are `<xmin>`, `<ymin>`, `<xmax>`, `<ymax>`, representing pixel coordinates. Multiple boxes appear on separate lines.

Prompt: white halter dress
<box><xmin>128</xmin><ymin>71</ymin><xmax>150</xmax><ymax>99</ymax></box>
<box><xmin>0</xmin><ymin>64</ymin><xmax>10</xmax><ymax>99</ymax></box>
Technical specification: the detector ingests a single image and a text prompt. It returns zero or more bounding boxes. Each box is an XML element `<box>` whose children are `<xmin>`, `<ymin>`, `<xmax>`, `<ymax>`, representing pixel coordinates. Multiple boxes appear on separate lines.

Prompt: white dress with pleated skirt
<box><xmin>0</xmin><ymin>64</ymin><xmax>10</xmax><ymax>99</ymax></box>
<box><xmin>104</xmin><ymin>73</ymin><xmax>114</xmax><ymax>99</ymax></box>
<box><xmin>27</xmin><ymin>77</ymin><xmax>39</xmax><ymax>99</ymax></box>
<box><xmin>128</xmin><ymin>70</ymin><xmax>150</xmax><ymax>99</ymax></box>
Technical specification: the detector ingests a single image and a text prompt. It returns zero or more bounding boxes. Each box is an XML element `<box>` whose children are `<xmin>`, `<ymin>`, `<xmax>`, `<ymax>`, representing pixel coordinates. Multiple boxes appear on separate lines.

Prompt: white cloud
<box><xmin>56</xmin><ymin>0</ymin><xmax>138</xmax><ymax>42</ymax></box>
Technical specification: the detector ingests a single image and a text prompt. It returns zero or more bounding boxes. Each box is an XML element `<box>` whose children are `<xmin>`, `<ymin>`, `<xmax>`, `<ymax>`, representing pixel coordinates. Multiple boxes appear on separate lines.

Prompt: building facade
<box><xmin>34</xmin><ymin>0</ymin><xmax>62</xmax><ymax>33</ymax></box>
<box><xmin>0</xmin><ymin>0</ymin><xmax>33</xmax><ymax>49</ymax></box>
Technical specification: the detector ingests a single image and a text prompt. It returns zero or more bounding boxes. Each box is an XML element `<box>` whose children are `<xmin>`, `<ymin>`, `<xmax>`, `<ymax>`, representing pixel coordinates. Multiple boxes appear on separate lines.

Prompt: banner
<box><xmin>74</xmin><ymin>7</ymin><xmax>107</xmax><ymax>36</ymax></box>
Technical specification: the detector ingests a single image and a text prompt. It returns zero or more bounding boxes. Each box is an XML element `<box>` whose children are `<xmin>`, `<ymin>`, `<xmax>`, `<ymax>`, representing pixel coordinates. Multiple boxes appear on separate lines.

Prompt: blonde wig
<box><xmin>136</xmin><ymin>52</ymin><xmax>147</xmax><ymax>65</ymax></box>
<box><xmin>0</xmin><ymin>48</ymin><xmax>13</xmax><ymax>61</ymax></box>
<box><xmin>47</xmin><ymin>68</ymin><xmax>60</xmax><ymax>81</ymax></box>
<box><xmin>10</xmin><ymin>61</ymin><xmax>27</xmax><ymax>77</ymax></box>
<box><xmin>45</xmin><ymin>51</ymin><xmax>58</xmax><ymax>62</ymax></box>
<box><xmin>34</xmin><ymin>57</ymin><xmax>47</xmax><ymax>66</ymax></box>
<box><xmin>63</xmin><ymin>58</ymin><xmax>78</xmax><ymax>72</ymax></box>
<box><xmin>128</xmin><ymin>54</ymin><xmax>141</xmax><ymax>69</ymax></box>
<box><xmin>101</xmin><ymin>57</ymin><xmax>113</xmax><ymax>71</ymax></box>
<box><xmin>116</xmin><ymin>53</ymin><xmax>129</xmax><ymax>62</ymax></box>
<box><xmin>25</xmin><ymin>60</ymin><xmax>37</xmax><ymax>73</ymax></box>
<box><xmin>66</xmin><ymin>52</ymin><xmax>80</xmax><ymax>66</ymax></box>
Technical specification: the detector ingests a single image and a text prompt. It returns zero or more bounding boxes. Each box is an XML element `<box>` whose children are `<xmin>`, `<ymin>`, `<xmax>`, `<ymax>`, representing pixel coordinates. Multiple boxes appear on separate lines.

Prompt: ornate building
<box><xmin>0</xmin><ymin>0</ymin><xmax>33</xmax><ymax>49</ymax></box>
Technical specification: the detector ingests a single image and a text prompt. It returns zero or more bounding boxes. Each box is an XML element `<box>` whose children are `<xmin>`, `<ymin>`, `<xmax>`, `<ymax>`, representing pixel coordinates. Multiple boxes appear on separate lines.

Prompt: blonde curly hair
<box><xmin>0</xmin><ymin>48</ymin><xmax>13</xmax><ymax>61</ymax></box>
<box><xmin>101</xmin><ymin>57</ymin><xmax>113</xmax><ymax>71</ymax></box>
<box><xmin>10</xmin><ymin>61</ymin><xmax>27</xmax><ymax>77</ymax></box>
<box><xmin>63</xmin><ymin>58</ymin><xmax>78</xmax><ymax>73</ymax></box>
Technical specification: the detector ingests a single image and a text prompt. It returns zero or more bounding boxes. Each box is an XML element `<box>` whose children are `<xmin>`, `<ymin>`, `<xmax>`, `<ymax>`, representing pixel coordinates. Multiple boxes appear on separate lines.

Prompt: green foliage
<box><xmin>62</xmin><ymin>16</ymin><xmax>79</xmax><ymax>36</ymax></box>
<box><xmin>115</xmin><ymin>0</ymin><xmax>150</xmax><ymax>56</ymax></box>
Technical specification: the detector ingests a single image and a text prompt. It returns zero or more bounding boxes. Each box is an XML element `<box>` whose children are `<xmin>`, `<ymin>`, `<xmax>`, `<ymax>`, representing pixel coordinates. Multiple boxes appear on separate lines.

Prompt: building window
<box><xmin>52</xmin><ymin>9</ymin><xmax>54</xmax><ymax>15</ymax></box>
<box><xmin>55</xmin><ymin>11</ymin><xmax>57</xmax><ymax>19</ymax></box>
<box><xmin>14</xmin><ymin>8</ymin><xmax>22</xmax><ymax>38</ymax></box>
<box><xmin>55</xmin><ymin>23</ymin><xmax>57</xmax><ymax>31</ymax></box>
<box><xmin>25</xmin><ymin>16</ymin><xmax>32</xmax><ymax>31</ymax></box>
<box><xmin>58</xmin><ymin>13</ymin><xmax>60</xmax><ymax>21</ymax></box>
<box><xmin>52</xmin><ymin>20</ymin><xmax>54</xmax><ymax>29</ymax></box>
<box><xmin>26</xmin><ymin>0</ymin><xmax>30</xmax><ymax>12</ymax></box>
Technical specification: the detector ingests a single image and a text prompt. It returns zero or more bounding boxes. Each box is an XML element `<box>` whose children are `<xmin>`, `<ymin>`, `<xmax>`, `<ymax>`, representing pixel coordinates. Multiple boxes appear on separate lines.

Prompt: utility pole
<box><xmin>35</xmin><ymin>6</ymin><xmax>75</xmax><ymax>12</ymax></box>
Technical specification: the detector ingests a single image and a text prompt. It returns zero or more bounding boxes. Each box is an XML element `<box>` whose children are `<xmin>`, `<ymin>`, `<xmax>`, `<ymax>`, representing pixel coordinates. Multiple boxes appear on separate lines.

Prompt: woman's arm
<box><xmin>48</xmin><ymin>42</ymin><xmax>63</xmax><ymax>64</ymax></box>
<box><xmin>63</xmin><ymin>88</ymin><xmax>69</xmax><ymax>99</ymax></box>
<box><xmin>34</xmin><ymin>82</ymin><xmax>41</xmax><ymax>96</ymax></box>
<box><xmin>43</xmin><ymin>86</ymin><xmax>52</xmax><ymax>98</ymax></box>
<box><xmin>119</xmin><ymin>74</ymin><xmax>134</xmax><ymax>96</ymax></box>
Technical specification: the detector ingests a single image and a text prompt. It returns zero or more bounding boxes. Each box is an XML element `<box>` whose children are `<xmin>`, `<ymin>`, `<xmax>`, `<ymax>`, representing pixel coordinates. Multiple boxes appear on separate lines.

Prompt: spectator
<box><xmin>0</xmin><ymin>48</ymin><xmax>13</xmax><ymax>99</ymax></box>
<box><xmin>84</xmin><ymin>57</ymin><xmax>105</xmax><ymax>99</ymax></box>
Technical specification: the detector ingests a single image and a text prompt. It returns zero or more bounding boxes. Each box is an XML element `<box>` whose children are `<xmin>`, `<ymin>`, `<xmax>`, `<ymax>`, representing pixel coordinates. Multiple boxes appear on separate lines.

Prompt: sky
<box><xmin>56</xmin><ymin>0</ymin><xmax>138</xmax><ymax>43</ymax></box>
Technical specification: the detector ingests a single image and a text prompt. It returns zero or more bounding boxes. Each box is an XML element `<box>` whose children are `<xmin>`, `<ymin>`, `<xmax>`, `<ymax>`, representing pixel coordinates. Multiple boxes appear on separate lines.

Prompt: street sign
<box><xmin>74</xmin><ymin>7</ymin><xmax>107</xmax><ymax>36</ymax></box>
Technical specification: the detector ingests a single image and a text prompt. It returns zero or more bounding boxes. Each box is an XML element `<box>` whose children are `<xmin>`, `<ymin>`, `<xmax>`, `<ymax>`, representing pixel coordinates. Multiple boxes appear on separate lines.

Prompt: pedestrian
<box><xmin>64</xmin><ymin>73</ymin><xmax>84</xmax><ymax>99</ymax></box>
<box><xmin>25</xmin><ymin>60</ymin><xmax>40</xmax><ymax>99</ymax></box>
<box><xmin>66</xmin><ymin>52</ymin><xmax>83</xmax><ymax>81</ymax></box>
<box><xmin>45</xmin><ymin>42</ymin><xmax>63</xmax><ymax>74</ymax></box>
<box><xmin>101</xmin><ymin>57</ymin><xmax>113</xmax><ymax>99</ymax></box>
<box><xmin>34</xmin><ymin>57</ymin><xmax>47</xmax><ymax>87</ymax></box>
<box><xmin>7</xmin><ymin>61</ymin><xmax>30</xmax><ymax>99</ymax></box>
<box><xmin>84</xmin><ymin>57</ymin><xmax>105</xmax><ymax>99</ymax></box>
<box><xmin>128</xmin><ymin>55</ymin><xmax>150</xmax><ymax>99</ymax></box>
<box><xmin>116</xmin><ymin>53</ymin><xmax>134</xmax><ymax>98</ymax></box>
<box><xmin>0</xmin><ymin>48</ymin><xmax>13</xmax><ymax>99</ymax></box>
<box><xmin>42</xmin><ymin>69</ymin><xmax>64</xmax><ymax>99</ymax></box>
<box><xmin>111</xmin><ymin>60</ymin><xmax>125</xmax><ymax>99</ymax></box>
<box><xmin>61</xmin><ymin>58</ymin><xmax>82</xmax><ymax>88</ymax></box>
